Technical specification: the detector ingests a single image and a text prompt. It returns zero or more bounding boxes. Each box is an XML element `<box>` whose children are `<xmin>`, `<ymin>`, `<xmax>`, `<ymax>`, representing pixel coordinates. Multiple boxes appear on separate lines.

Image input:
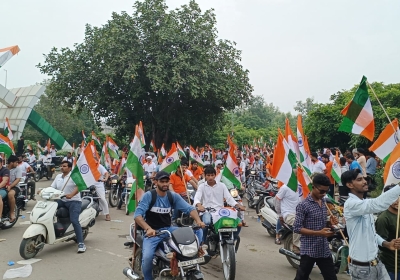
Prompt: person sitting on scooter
<box><xmin>134</xmin><ymin>171</ymin><xmax>205</xmax><ymax>280</ymax></box>
<box><xmin>7</xmin><ymin>155</ymin><xmax>22</xmax><ymax>223</ymax></box>
<box><xmin>50</xmin><ymin>161</ymin><xmax>87</xmax><ymax>253</ymax></box>
<box><xmin>194</xmin><ymin>165</ymin><xmax>246</xmax><ymax>243</ymax></box>
<box><xmin>0</xmin><ymin>158</ymin><xmax>10</xmax><ymax>225</ymax></box>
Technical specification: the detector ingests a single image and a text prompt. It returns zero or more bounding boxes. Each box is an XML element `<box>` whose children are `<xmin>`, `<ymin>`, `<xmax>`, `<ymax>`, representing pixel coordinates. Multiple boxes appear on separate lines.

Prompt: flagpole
<box><xmin>367</xmin><ymin>81</ymin><xmax>397</xmax><ymax>135</ymax></box>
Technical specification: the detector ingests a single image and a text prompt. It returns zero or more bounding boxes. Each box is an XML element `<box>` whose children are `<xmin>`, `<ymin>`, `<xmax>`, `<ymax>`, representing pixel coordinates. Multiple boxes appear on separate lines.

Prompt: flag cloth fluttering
<box><xmin>0</xmin><ymin>45</ymin><xmax>20</xmax><ymax>68</ymax></box>
<box><xmin>221</xmin><ymin>140</ymin><xmax>242</xmax><ymax>189</ymax></box>
<box><xmin>91</xmin><ymin>131</ymin><xmax>102</xmax><ymax>150</ymax></box>
<box><xmin>331</xmin><ymin>152</ymin><xmax>342</xmax><ymax>184</ymax></box>
<box><xmin>160</xmin><ymin>144</ymin><xmax>181</xmax><ymax>173</ymax></box>
<box><xmin>107</xmin><ymin>136</ymin><xmax>119</xmax><ymax>159</ymax></box>
<box><xmin>70</xmin><ymin>142</ymin><xmax>101</xmax><ymax>192</ymax></box>
<box><xmin>297</xmin><ymin>115</ymin><xmax>312</xmax><ymax>175</ymax></box>
<box><xmin>383</xmin><ymin>142</ymin><xmax>400</xmax><ymax>186</ymax></box>
<box><xmin>3</xmin><ymin>117</ymin><xmax>13</xmax><ymax>140</ymax></box>
<box><xmin>176</xmin><ymin>142</ymin><xmax>186</xmax><ymax>158</ymax></box>
<box><xmin>0</xmin><ymin>134</ymin><xmax>13</xmax><ymax>156</ymax></box>
<box><xmin>338</xmin><ymin>76</ymin><xmax>375</xmax><ymax>141</ymax></box>
<box><xmin>369</xmin><ymin>118</ymin><xmax>400</xmax><ymax>163</ymax></box>
<box><xmin>138</xmin><ymin>121</ymin><xmax>146</xmax><ymax>147</ymax></box>
<box><xmin>189</xmin><ymin>146</ymin><xmax>204</xmax><ymax>167</ymax></box>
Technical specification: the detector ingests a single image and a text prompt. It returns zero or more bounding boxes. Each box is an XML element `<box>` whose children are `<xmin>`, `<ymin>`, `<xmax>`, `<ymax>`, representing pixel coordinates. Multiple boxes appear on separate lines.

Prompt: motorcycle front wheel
<box><xmin>108</xmin><ymin>188</ymin><xmax>118</xmax><ymax>207</ymax></box>
<box><xmin>222</xmin><ymin>244</ymin><xmax>236</xmax><ymax>280</ymax></box>
<box><xmin>19</xmin><ymin>235</ymin><xmax>44</xmax><ymax>259</ymax></box>
<box><xmin>34</xmin><ymin>173</ymin><xmax>40</xmax><ymax>182</ymax></box>
<box><xmin>284</xmin><ymin>233</ymin><xmax>300</xmax><ymax>269</ymax></box>
<box><xmin>255</xmin><ymin>198</ymin><xmax>265</xmax><ymax>214</ymax></box>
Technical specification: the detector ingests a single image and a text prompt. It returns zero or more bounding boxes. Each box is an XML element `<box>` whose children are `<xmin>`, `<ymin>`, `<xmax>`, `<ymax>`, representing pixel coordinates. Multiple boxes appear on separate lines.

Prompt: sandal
<box><xmin>105</xmin><ymin>215</ymin><xmax>111</xmax><ymax>221</ymax></box>
<box><xmin>275</xmin><ymin>238</ymin><xmax>281</xmax><ymax>245</ymax></box>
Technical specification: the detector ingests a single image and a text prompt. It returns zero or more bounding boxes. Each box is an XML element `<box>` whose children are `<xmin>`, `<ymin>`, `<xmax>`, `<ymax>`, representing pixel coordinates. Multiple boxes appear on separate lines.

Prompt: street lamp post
<box><xmin>4</xmin><ymin>69</ymin><xmax>7</xmax><ymax>88</ymax></box>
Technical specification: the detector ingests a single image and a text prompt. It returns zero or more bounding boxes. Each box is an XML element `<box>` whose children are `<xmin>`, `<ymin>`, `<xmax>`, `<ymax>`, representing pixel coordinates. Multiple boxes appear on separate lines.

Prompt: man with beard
<box><xmin>134</xmin><ymin>171</ymin><xmax>205</xmax><ymax>280</ymax></box>
<box><xmin>343</xmin><ymin>169</ymin><xmax>400</xmax><ymax>280</ymax></box>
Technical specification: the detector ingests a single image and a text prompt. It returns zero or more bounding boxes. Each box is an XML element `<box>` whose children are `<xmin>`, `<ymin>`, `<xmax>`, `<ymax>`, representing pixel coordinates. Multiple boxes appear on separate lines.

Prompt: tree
<box><xmin>37</xmin><ymin>0</ymin><xmax>253</xmax><ymax>148</ymax></box>
<box><xmin>23</xmin><ymin>95</ymin><xmax>99</xmax><ymax>147</ymax></box>
<box><xmin>304</xmin><ymin>82</ymin><xmax>400</xmax><ymax>151</ymax></box>
<box><xmin>294</xmin><ymin>97</ymin><xmax>315</xmax><ymax>116</ymax></box>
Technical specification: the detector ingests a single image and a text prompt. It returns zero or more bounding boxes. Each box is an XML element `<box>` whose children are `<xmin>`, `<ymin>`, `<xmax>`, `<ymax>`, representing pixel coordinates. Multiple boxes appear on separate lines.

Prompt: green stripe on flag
<box><xmin>221</xmin><ymin>167</ymin><xmax>241</xmax><ymax>188</ymax></box>
<box><xmin>70</xmin><ymin>166</ymin><xmax>88</xmax><ymax>192</ymax></box>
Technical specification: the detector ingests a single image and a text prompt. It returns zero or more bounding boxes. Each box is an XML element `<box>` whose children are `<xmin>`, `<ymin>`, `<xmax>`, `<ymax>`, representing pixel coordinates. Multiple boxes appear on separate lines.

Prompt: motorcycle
<box><xmin>245</xmin><ymin>172</ymin><xmax>265</xmax><ymax>209</ymax></box>
<box><xmin>1</xmin><ymin>190</ymin><xmax>26</xmax><ymax>230</ymax></box>
<box><xmin>123</xmin><ymin>223</ymin><xmax>206</xmax><ymax>280</ymax></box>
<box><xmin>203</xmin><ymin>207</ymin><xmax>242</xmax><ymax>280</ymax></box>
<box><xmin>108</xmin><ymin>174</ymin><xmax>122</xmax><ymax>207</ymax></box>
<box><xmin>19</xmin><ymin>173</ymin><xmax>36</xmax><ymax>203</ymax></box>
<box><xmin>30</xmin><ymin>161</ymin><xmax>55</xmax><ymax>182</ymax></box>
<box><xmin>254</xmin><ymin>179</ymin><xmax>278</xmax><ymax>214</ymax></box>
<box><xmin>80</xmin><ymin>185</ymin><xmax>102</xmax><ymax>217</ymax></box>
<box><xmin>19</xmin><ymin>187</ymin><xmax>96</xmax><ymax>259</ymax></box>
<box><xmin>144</xmin><ymin>172</ymin><xmax>153</xmax><ymax>192</ymax></box>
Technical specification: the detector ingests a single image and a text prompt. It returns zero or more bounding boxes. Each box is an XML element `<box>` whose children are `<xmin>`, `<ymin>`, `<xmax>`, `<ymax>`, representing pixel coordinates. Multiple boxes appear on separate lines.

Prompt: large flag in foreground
<box><xmin>70</xmin><ymin>143</ymin><xmax>101</xmax><ymax>192</ymax></box>
<box><xmin>0</xmin><ymin>45</ymin><xmax>20</xmax><ymax>68</ymax></box>
<box><xmin>271</xmin><ymin>131</ymin><xmax>298</xmax><ymax>191</ymax></box>
<box><xmin>125</xmin><ymin>126</ymin><xmax>145</xmax><ymax>214</ymax></box>
<box><xmin>383</xmin><ymin>142</ymin><xmax>400</xmax><ymax>186</ymax></box>
<box><xmin>160</xmin><ymin>144</ymin><xmax>180</xmax><ymax>173</ymax></box>
<box><xmin>338</xmin><ymin>76</ymin><xmax>375</xmax><ymax>141</ymax></box>
<box><xmin>369</xmin><ymin>119</ymin><xmax>400</xmax><ymax>163</ymax></box>
<box><xmin>0</xmin><ymin>134</ymin><xmax>13</xmax><ymax>156</ymax></box>
<box><xmin>297</xmin><ymin>115</ymin><xmax>312</xmax><ymax>174</ymax></box>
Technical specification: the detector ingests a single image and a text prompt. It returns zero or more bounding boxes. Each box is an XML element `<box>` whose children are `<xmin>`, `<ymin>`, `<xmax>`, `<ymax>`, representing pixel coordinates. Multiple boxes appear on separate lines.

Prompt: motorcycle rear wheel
<box><xmin>255</xmin><ymin>198</ymin><xmax>265</xmax><ymax>215</ymax></box>
<box><xmin>133</xmin><ymin>248</ymin><xmax>144</xmax><ymax>279</ymax></box>
<box><xmin>108</xmin><ymin>188</ymin><xmax>118</xmax><ymax>207</ymax></box>
<box><xmin>34</xmin><ymin>173</ymin><xmax>40</xmax><ymax>182</ymax></box>
<box><xmin>1</xmin><ymin>208</ymin><xmax>20</xmax><ymax>229</ymax></box>
<box><xmin>284</xmin><ymin>233</ymin><xmax>300</xmax><ymax>269</ymax></box>
<box><xmin>222</xmin><ymin>244</ymin><xmax>236</xmax><ymax>280</ymax></box>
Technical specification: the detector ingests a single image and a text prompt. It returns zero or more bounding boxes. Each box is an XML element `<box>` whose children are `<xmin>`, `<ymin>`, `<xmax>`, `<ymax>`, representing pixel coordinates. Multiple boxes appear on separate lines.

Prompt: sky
<box><xmin>1</xmin><ymin>0</ymin><xmax>399</xmax><ymax>113</ymax></box>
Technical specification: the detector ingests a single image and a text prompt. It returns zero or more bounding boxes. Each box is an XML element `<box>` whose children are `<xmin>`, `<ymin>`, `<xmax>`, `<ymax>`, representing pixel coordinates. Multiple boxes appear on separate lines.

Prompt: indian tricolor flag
<box><xmin>161</xmin><ymin>144</ymin><xmax>180</xmax><ymax>173</ymax></box>
<box><xmin>91</xmin><ymin>131</ymin><xmax>102</xmax><ymax>150</ymax></box>
<box><xmin>297</xmin><ymin>166</ymin><xmax>312</xmax><ymax>199</ymax></box>
<box><xmin>189</xmin><ymin>146</ymin><xmax>204</xmax><ymax>167</ymax></box>
<box><xmin>0</xmin><ymin>134</ymin><xmax>13</xmax><ymax>156</ymax></box>
<box><xmin>297</xmin><ymin>115</ymin><xmax>312</xmax><ymax>174</ymax></box>
<box><xmin>158</xmin><ymin>144</ymin><xmax>166</xmax><ymax>164</ymax></box>
<box><xmin>0</xmin><ymin>45</ymin><xmax>20</xmax><ymax>68</ymax></box>
<box><xmin>107</xmin><ymin>136</ymin><xmax>119</xmax><ymax>159</ymax></box>
<box><xmin>331</xmin><ymin>152</ymin><xmax>342</xmax><ymax>184</ymax></box>
<box><xmin>383</xmin><ymin>142</ymin><xmax>400</xmax><ymax>186</ymax></box>
<box><xmin>149</xmin><ymin>140</ymin><xmax>156</xmax><ymax>152</ymax></box>
<box><xmin>82</xmin><ymin>130</ymin><xmax>87</xmax><ymax>142</ymax></box>
<box><xmin>221</xmin><ymin>143</ymin><xmax>241</xmax><ymax>188</ymax></box>
<box><xmin>118</xmin><ymin>157</ymin><xmax>127</xmax><ymax>176</ymax></box>
<box><xmin>271</xmin><ymin>130</ymin><xmax>298</xmax><ymax>191</ymax></box>
<box><xmin>70</xmin><ymin>143</ymin><xmax>101</xmax><ymax>192</ymax></box>
<box><xmin>138</xmin><ymin>121</ymin><xmax>146</xmax><ymax>147</ymax></box>
<box><xmin>3</xmin><ymin>117</ymin><xmax>13</xmax><ymax>140</ymax></box>
<box><xmin>369</xmin><ymin>119</ymin><xmax>400</xmax><ymax>163</ymax></box>
<box><xmin>338</xmin><ymin>76</ymin><xmax>375</xmax><ymax>141</ymax></box>
<box><xmin>176</xmin><ymin>142</ymin><xmax>186</xmax><ymax>158</ymax></box>
<box><xmin>125</xmin><ymin>125</ymin><xmax>145</xmax><ymax>214</ymax></box>
<box><xmin>285</xmin><ymin>118</ymin><xmax>300</xmax><ymax>160</ymax></box>
<box><xmin>211</xmin><ymin>207</ymin><xmax>241</xmax><ymax>232</ymax></box>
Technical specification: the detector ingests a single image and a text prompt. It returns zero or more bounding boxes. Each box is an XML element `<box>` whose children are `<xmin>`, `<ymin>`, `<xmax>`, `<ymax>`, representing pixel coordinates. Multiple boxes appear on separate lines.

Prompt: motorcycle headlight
<box><xmin>111</xmin><ymin>179</ymin><xmax>118</xmax><ymax>183</ymax></box>
<box><xmin>178</xmin><ymin>241</ymin><xmax>198</xmax><ymax>257</ymax></box>
<box><xmin>230</xmin><ymin>189</ymin><xmax>238</xmax><ymax>198</ymax></box>
<box><xmin>127</xmin><ymin>183</ymin><xmax>132</xmax><ymax>188</ymax></box>
<box><xmin>250</xmin><ymin>170</ymin><xmax>256</xmax><ymax>175</ymax></box>
<box><xmin>143</xmin><ymin>176</ymin><xmax>147</xmax><ymax>180</ymax></box>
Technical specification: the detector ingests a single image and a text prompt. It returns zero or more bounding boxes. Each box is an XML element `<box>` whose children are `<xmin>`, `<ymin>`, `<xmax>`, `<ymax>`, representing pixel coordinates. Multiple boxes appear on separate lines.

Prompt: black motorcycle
<box><xmin>108</xmin><ymin>174</ymin><xmax>122</xmax><ymax>208</ymax></box>
<box><xmin>245</xmin><ymin>172</ymin><xmax>265</xmax><ymax>209</ymax></box>
<box><xmin>81</xmin><ymin>185</ymin><xmax>102</xmax><ymax>217</ymax></box>
<box><xmin>1</xmin><ymin>191</ymin><xmax>26</xmax><ymax>229</ymax></box>
<box><xmin>30</xmin><ymin>161</ymin><xmax>55</xmax><ymax>182</ymax></box>
<box><xmin>123</xmin><ymin>223</ymin><xmax>206</xmax><ymax>280</ymax></box>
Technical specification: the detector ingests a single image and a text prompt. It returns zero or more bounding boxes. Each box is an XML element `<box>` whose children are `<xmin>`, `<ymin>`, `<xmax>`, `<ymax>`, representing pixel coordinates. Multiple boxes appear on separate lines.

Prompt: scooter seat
<box><xmin>80</xmin><ymin>199</ymin><xmax>90</xmax><ymax>213</ymax></box>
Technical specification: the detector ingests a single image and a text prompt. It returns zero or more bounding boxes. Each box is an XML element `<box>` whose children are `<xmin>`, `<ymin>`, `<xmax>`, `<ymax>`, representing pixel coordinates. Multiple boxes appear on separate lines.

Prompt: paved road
<box><xmin>0</xmin><ymin>179</ymin><xmax>349</xmax><ymax>280</ymax></box>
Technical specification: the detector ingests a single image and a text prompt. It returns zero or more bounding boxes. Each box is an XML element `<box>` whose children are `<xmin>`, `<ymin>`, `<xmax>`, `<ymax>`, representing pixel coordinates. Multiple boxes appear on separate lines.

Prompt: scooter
<box><xmin>259</xmin><ymin>196</ymin><xmax>279</xmax><ymax>237</ymax></box>
<box><xmin>19</xmin><ymin>187</ymin><xmax>96</xmax><ymax>259</ymax></box>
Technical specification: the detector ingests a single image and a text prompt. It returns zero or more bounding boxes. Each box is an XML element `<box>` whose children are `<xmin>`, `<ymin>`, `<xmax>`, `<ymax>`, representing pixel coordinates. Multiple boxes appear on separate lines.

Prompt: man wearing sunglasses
<box><xmin>343</xmin><ymin>169</ymin><xmax>400</xmax><ymax>280</ymax></box>
<box><xmin>293</xmin><ymin>173</ymin><xmax>338</xmax><ymax>280</ymax></box>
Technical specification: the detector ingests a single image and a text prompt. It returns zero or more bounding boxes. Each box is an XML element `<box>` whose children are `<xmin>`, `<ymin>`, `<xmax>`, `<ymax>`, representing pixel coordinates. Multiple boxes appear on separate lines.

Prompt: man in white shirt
<box><xmin>142</xmin><ymin>156</ymin><xmax>157</xmax><ymax>179</ymax></box>
<box><xmin>49</xmin><ymin>145</ymin><xmax>57</xmax><ymax>157</ymax></box>
<box><xmin>276</xmin><ymin>183</ymin><xmax>301</xmax><ymax>254</ymax></box>
<box><xmin>310</xmin><ymin>152</ymin><xmax>326</xmax><ymax>174</ymax></box>
<box><xmin>63</xmin><ymin>152</ymin><xmax>74</xmax><ymax>164</ymax></box>
<box><xmin>194</xmin><ymin>165</ymin><xmax>245</xmax><ymax>243</ymax></box>
<box><xmin>95</xmin><ymin>163</ymin><xmax>110</xmax><ymax>221</ymax></box>
<box><xmin>50</xmin><ymin>160</ymin><xmax>86</xmax><ymax>253</ymax></box>
<box><xmin>237</xmin><ymin>156</ymin><xmax>246</xmax><ymax>184</ymax></box>
<box><xmin>28</xmin><ymin>150</ymin><xmax>36</xmax><ymax>164</ymax></box>
<box><xmin>18</xmin><ymin>155</ymin><xmax>36</xmax><ymax>200</ymax></box>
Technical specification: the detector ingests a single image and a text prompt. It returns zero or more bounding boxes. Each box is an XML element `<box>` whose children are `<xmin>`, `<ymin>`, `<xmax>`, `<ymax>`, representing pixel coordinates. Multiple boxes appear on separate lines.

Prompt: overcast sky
<box><xmin>1</xmin><ymin>0</ymin><xmax>399</xmax><ymax>113</ymax></box>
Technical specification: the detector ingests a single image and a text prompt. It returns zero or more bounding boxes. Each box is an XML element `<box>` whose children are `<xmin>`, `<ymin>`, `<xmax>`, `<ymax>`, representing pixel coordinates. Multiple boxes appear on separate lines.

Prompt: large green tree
<box><xmin>37</xmin><ymin>0</ymin><xmax>252</xmax><ymax>148</ymax></box>
<box><xmin>303</xmin><ymin>82</ymin><xmax>400</xmax><ymax>151</ymax></box>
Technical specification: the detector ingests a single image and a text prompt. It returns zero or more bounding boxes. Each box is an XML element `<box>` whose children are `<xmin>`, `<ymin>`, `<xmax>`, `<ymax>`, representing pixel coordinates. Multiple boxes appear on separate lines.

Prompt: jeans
<box><xmin>276</xmin><ymin>218</ymin><xmax>282</xmax><ymax>234</ymax></box>
<box><xmin>57</xmin><ymin>200</ymin><xmax>84</xmax><ymax>244</ymax></box>
<box><xmin>388</xmin><ymin>271</ymin><xmax>400</xmax><ymax>280</ymax></box>
<box><xmin>295</xmin><ymin>254</ymin><xmax>337</xmax><ymax>280</ymax></box>
<box><xmin>142</xmin><ymin>226</ymin><xmax>202</xmax><ymax>280</ymax></box>
<box><xmin>259</xmin><ymin>171</ymin><xmax>265</xmax><ymax>183</ymax></box>
<box><xmin>348</xmin><ymin>262</ymin><xmax>390</xmax><ymax>280</ymax></box>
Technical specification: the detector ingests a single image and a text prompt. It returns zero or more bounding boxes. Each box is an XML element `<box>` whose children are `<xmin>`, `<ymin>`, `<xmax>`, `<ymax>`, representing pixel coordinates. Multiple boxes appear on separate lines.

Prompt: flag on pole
<box><xmin>160</xmin><ymin>144</ymin><xmax>180</xmax><ymax>173</ymax></box>
<box><xmin>338</xmin><ymin>76</ymin><xmax>375</xmax><ymax>141</ymax></box>
<box><xmin>189</xmin><ymin>146</ymin><xmax>204</xmax><ymax>167</ymax></box>
<box><xmin>221</xmin><ymin>143</ymin><xmax>242</xmax><ymax>188</ymax></box>
<box><xmin>0</xmin><ymin>134</ymin><xmax>14</xmax><ymax>156</ymax></box>
<box><xmin>70</xmin><ymin>142</ymin><xmax>101</xmax><ymax>192</ymax></box>
<box><xmin>331</xmin><ymin>152</ymin><xmax>342</xmax><ymax>184</ymax></box>
<box><xmin>82</xmin><ymin>130</ymin><xmax>87</xmax><ymax>143</ymax></box>
<box><xmin>46</xmin><ymin>139</ymin><xmax>51</xmax><ymax>151</ymax></box>
<box><xmin>271</xmin><ymin>130</ymin><xmax>298</xmax><ymax>191</ymax></box>
<box><xmin>369</xmin><ymin>118</ymin><xmax>400</xmax><ymax>163</ymax></box>
<box><xmin>383</xmin><ymin>142</ymin><xmax>400</xmax><ymax>186</ymax></box>
<box><xmin>107</xmin><ymin>136</ymin><xmax>119</xmax><ymax>159</ymax></box>
<box><xmin>176</xmin><ymin>142</ymin><xmax>186</xmax><ymax>158</ymax></box>
<box><xmin>158</xmin><ymin>144</ymin><xmax>166</xmax><ymax>164</ymax></box>
<box><xmin>0</xmin><ymin>45</ymin><xmax>20</xmax><ymax>68</ymax></box>
<box><xmin>101</xmin><ymin>141</ymin><xmax>111</xmax><ymax>169</ymax></box>
<box><xmin>138</xmin><ymin>121</ymin><xmax>146</xmax><ymax>147</ymax></box>
<box><xmin>149</xmin><ymin>140</ymin><xmax>156</xmax><ymax>152</ymax></box>
<box><xmin>297</xmin><ymin>115</ymin><xmax>312</xmax><ymax>175</ymax></box>
<box><xmin>125</xmin><ymin>125</ymin><xmax>145</xmax><ymax>214</ymax></box>
<box><xmin>3</xmin><ymin>117</ymin><xmax>13</xmax><ymax>140</ymax></box>
<box><xmin>297</xmin><ymin>166</ymin><xmax>312</xmax><ymax>199</ymax></box>
<box><xmin>118</xmin><ymin>157</ymin><xmax>127</xmax><ymax>176</ymax></box>
<box><xmin>285</xmin><ymin>118</ymin><xmax>300</xmax><ymax>160</ymax></box>
<box><xmin>91</xmin><ymin>131</ymin><xmax>102</xmax><ymax>150</ymax></box>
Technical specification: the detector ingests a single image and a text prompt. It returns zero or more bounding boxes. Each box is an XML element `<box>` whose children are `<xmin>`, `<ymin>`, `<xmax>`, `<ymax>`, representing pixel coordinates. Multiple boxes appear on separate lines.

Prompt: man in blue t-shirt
<box><xmin>345</xmin><ymin>153</ymin><xmax>363</xmax><ymax>171</ymax></box>
<box><xmin>134</xmin><ymin>171</ymin><xmax>205</xmax><ymax>280</ymax></box>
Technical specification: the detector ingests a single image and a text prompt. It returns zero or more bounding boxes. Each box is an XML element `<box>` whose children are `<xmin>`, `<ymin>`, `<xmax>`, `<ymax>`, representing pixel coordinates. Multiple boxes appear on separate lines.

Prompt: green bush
<box><xmin>370</xmin><ymin>168</ymin><xmax>384</xmax><ymax>198</ymax></box>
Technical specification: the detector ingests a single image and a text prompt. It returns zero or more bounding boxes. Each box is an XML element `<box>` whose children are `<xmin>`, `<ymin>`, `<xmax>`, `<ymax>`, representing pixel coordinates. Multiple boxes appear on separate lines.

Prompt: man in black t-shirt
<box><xmin>17</xmin><ymin>136</ymin><xmax>24</xmax><ymax>156</ymax></box>
<box><xmin>0</xmin><ymin>158</ymin><xmax>10</xmax><ymax>224</ymax></box>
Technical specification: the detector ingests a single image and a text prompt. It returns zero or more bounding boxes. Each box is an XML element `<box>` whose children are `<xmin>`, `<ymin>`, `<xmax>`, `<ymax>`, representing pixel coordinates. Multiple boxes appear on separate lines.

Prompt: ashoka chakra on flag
<box><xmin>166</xmin><ymin>157</ymin><xmax>174</xmax><ymax>164</ymax></box>
<box><xmin>80</xmin><ymin>164</ymin><xmax>90</xmax><ymax>174</ymax></box>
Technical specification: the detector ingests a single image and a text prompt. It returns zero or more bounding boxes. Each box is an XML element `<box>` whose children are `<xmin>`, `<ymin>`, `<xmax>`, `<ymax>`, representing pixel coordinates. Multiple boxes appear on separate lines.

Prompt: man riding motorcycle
<box><xmin>0</xmin><ymin>158</ymin><xmax>10</xmax><ymax>225</ymax></box>
<box><xmin>134</xmin><ymin>171</ymin><xmax>205</xmax><ymax>280</ymax></box>
<box><xmin>18</xmin><ymin>155</ymin><xmax>36</xmax><ymax>200</ymax></box>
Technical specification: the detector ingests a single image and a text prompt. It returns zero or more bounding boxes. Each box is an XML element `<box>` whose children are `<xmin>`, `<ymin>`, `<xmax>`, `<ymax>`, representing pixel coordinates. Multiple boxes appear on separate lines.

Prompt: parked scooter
<box><xmin>123</xmin><ymin>223</ymin><xmax>205</xmax><ymax>280</ymax></box>
<box><xmin>19</xmin><ymin>187</ymin><xmax>96</xmax><ymax>259</ymax></box>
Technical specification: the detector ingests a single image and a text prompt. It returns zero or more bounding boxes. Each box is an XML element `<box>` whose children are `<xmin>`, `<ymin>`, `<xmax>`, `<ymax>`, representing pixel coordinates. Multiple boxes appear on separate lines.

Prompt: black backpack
<box><xmin>147</xmin><ymin>189</ymin><xmax>174</xmax><ymax>210</ymax></box>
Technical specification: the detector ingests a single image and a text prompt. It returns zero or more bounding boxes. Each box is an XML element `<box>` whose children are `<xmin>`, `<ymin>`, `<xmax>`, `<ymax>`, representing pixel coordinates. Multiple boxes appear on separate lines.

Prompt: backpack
<box><xmin>147</xmin><ymin>189</ymin><xmax>174</xmax><ymax>210</ymax></box>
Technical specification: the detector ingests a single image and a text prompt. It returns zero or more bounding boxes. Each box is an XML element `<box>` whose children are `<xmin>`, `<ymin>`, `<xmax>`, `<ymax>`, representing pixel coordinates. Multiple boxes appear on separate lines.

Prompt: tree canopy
<box><xmin>38</xmin><ymin>0</ymin><xmax>253</xmax><ymax>148</ymax></box>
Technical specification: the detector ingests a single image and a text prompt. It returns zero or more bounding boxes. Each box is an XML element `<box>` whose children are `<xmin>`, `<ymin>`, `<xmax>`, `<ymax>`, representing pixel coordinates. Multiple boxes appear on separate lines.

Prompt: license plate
<box><xmin>36</xmin><ymin>201</ymin><xmax>47</xmax><ymax>208</ymax></box>
<box><xmin>253</xmin><ymin>196</ymin><xmax>259</xmax><ymax>200</ymax></box>
<box><xmin>178</xmin><ymin>257</ymin><xmax>205</xmax><ymax>267</ymax></box>
<box><xmin>218</xmin><ymin>228</ymin><xmax>238</xmax><ymax>232</ymax></box>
